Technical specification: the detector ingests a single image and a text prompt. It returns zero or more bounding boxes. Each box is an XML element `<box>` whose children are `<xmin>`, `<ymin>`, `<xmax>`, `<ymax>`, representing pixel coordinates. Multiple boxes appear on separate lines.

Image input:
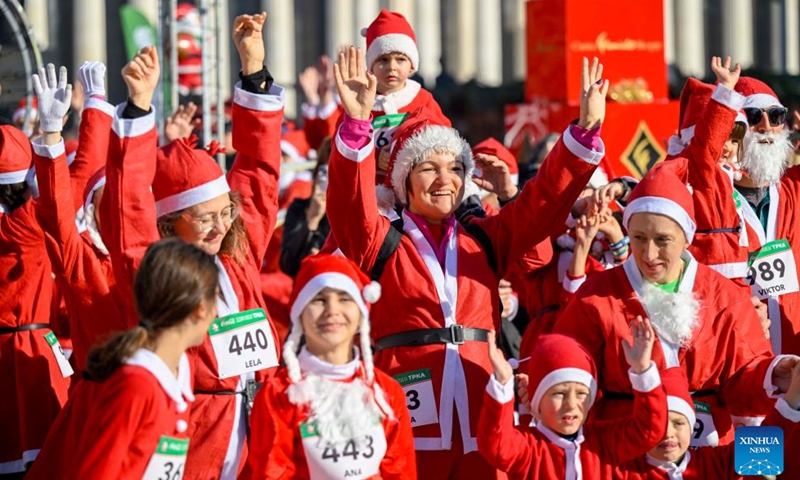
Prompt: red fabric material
<box><xmin>553</xmin><ymin>263</ymin><xmax>776</xmax><ymax>446</ymax></box>
<box><xmin>362</xmin><ymin>9</ymin><xmax>417</xmax><ymax>50</ymax></box>
<box><xmin>243</xmin><ymin>365</ymin><xmax>416</xmax><ymax>480</ymax></box>
<box><xmin>69</xmin><ymin>103</ymin><xmax>114</xmax><ymax>213</ymax></box>
<box><xmin>473</xmin><ymin>138</ymin><xmax>518</xmax><ymax>176</ymax></box>
<box><xmin>628</xmin><ymin>160</ymin><xmax>696</xmax><ymax>224</ymax></box>
<box><xmin>260</xmin><ymin>270</ymin><xmax>292</xmax><ymax>346</ymax></box>
<box><xmin>26</xmin><ymin>365</ymin><xmax>192</xmax><ymax>480</ymax></box>
<box><xmin>0</xmin><ymin>125</ymin><xmax>32</xmax><ymax>177</ymax></box>
<box><xmin>525</xmin><ymin>334</ymin><xmax>597</xmax><ymax>401</ymax></box>
<box><xmin>152</xmin><ymin>138</ymin><xmax>226</xmax><ymax>210</ymax></box>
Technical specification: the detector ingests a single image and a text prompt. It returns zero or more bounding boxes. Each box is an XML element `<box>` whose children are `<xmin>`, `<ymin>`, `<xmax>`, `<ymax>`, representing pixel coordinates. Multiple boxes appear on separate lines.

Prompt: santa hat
<box><xmin>734</xmin><ymin>76</ymin><xmax>785</xmax><ymax>109</ymax></box>
<box><xmin>361</xmin><ymin>9</ymin><xmax>419</xmax><ymax>71</ymax></box>
<box><xmin>152</xmin><ymin>137</ymin><xmax>230</xmax><ymax>217</ymax></box>
<box><xmin>377</xmin><ymin>108</ymin><xmax>473</xmax><ymax>209</ymax></box>
<box><xmin>284</xmin><ymin>254</ymin><xmax>382</xmax><ymax>383</ymax></box>
<box><xmin>622</xmin><ymin>159</ymin><xmax>696</xmax><ymax>243</ymax></box>
<box><xmin>82</xmin><ymin>167</ymin><xmax>108</xmax><ymax>254</ymax></box>
<box><xmin>473</xmin><ymin>137</ymin><xmax>519</xmax><ymax>186</ymax></box>
<box><xmin>527</xmin><ymin>334</ymin><xmax>598</xmax><ymax>417</ymax></box>
<box><xmin>661</xmin><ymin>367</ymin><xmax>696</xmax><ymax>427</ymax></box>
<box><xmin>0</xmin><ymin>125</ymin><xmax>33</xmax><ymax>185</ymax></box>
<box><xmin>280</xmin><ymin>129</ymin><xmax>311</xmax><ymax>164</ymax></box>
<box><xmin>12</xmin><ymin>96</ymin><xmax>38</xmax><ymax>126</ymax></box>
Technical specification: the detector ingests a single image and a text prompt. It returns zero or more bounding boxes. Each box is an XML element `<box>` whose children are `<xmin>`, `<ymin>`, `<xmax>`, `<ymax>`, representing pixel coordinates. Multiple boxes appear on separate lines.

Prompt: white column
<box><xmin>673</xmin><ymin>0</ymin><xmax>705</xmax><ymax>76</ymax></box>
<box><xmin>326</xmin><ymin>0</ymin><xmax>355</xmax><ymax>58</ymax></box>
<box><xmin>476</xmin><ymin>0</ymin><xmax>502</xmax><ymax>86</ymax></box>
<box><xmin>786</xmin><ymin>0</ymin><xmax>800</xmax><ymax>73</ymax></box>
<box><xmin>128</xmin><ymin>0</ymin><xmax>159</xmax><ymax>25</ymax></box>
<box><xmin>721</xmin><ymin>0</ymin><xmax>754</xmax><ymax>68</ymax></box>
<box><xmin>503</xmin><ymin>0</ymin><xmax>527</xmax><ymax>81</ymax></box>
<box><xmin>355</xmin><ymin>0</ymin><xmax>381</xmax><ymax>46</ymax></box>
<box><xmin>452</xmin><ymin>0</ymin><xmax>478</xmax><ymax>83</ymax></box>
<box><xmin>218</xmin><ymin>0</ymin><xmax>231</xmax><ymax>98</ymax></box>
<box><xmin>414</xmin><ymin>0</ymin><xmax>441</xmax><ymax>86</ymax></box>
<box><xmin>769</xmin><ymin>0</ymin><xmax>784</xmax><ymax>72</ymax></box>
<box><xmin>388</xmin><ymin>0</ymin><xmax>415</xmax><ymax>19</ymax></box>
<box><xmin>24</xmin><ymin>0</ymin><xmax>49</xmax><ymax>51</ymax></box>
<box><xmin>73</xmin><ymin>0</ymin><xmax>107</xmax><ymax>64</ymax></box>
<box><xmin>663</xmin><ymin>0</ymin><xmax>675</xmax><ymax>65</ymax></box>
<box><xmin>263</xmin><ymin>0</ymin><xmax>296</xmax><ymax>118</ymax></box>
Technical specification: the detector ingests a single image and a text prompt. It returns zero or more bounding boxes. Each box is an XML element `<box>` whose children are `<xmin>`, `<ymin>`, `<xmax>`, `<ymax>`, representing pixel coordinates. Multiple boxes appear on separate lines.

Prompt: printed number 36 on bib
<box><xmin>208</xmin><ymin>309</ymin><xmax>279</xmax><ymax>379</ymax></box>
<box><xmin>746</xmin><ymin>239</ymin><xmax>800</xmax><ymax>299</ymax></box>
<box><xmin>141</xmin><ymin>436</ymin><xmax>189</xmax><ymax>480</ymax></box>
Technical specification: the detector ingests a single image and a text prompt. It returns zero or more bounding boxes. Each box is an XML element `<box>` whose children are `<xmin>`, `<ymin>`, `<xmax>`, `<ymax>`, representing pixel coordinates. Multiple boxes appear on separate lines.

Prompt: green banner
<box><xmin>693</xmin><ymin>401</ymin><xmax>711</xmax><ymax>415</ymax></box>
<box><xmin>208</xmin><ymin>309</ymin><xmax>268</xmax><ymax>336</ymax></box>
<box><xmin>154</xmin><ymin>436</ymin><xmax>190</xmax><ymax>456</ymax></box>
<box><xmin>372</xmin><ymin>113</ymin><xmax>408</xmax><ymax>129</ymax></box>
<box><xmin>393</xmin><ymin>368</ymin><xmax>432</xmax><ymax>387</ymax></box>
<box><xmin>119</xmin><ymin>6</ymin><xmax>157</xmax><ymax>61</ymax></box>
<box><xmin>300</xmin><ymin>421</ymin><xmax>319</xmax><ymax>439</ymax></box>
<box><xmin>748</xmin><ymin>239</ymin><xmax>791</xmax><ymax>265</ymax></box>
<box><xmin>44</xmin><ymin>331</ymin><xmax>58</xmax><ymax>346</ymax></box>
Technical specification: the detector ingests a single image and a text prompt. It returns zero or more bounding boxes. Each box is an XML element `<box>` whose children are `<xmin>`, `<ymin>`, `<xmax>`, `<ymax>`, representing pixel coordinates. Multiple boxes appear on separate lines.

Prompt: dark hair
<box><xmin>86</xmin><ymin>238</ymin><xmax>218</xmax><ymax>380</ymax></box>
<box><xmin>0</xmin><ymin>181</ymin><xmax>29</xmax><ymax>211</ymax></box>
<box><xmin>730</xmin><ymin>121</ymin><xmax>747</xmax><ymax>143</ymax></box>
<box><xmin>157</xmin><ymin>190</ymin><xmax>250</xmax><ymax>264</ymax></box>
<box><xmin>312</xmin><ymin>136</ymin><xmax>332</xmax><ymax>181</ymax></box>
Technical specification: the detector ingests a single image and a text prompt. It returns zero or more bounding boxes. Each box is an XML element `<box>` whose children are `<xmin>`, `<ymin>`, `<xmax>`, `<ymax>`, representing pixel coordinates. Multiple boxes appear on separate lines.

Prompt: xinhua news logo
<box><xmin>735</xmin><ymin>426</ymin><xmax>784</xmax><ymax>476</ymax></box>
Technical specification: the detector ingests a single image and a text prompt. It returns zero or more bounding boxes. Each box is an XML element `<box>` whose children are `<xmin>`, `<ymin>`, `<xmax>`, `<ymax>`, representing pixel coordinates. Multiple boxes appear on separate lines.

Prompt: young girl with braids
<box><xmin>27</xmin><ymin>238</ymin><xmax>219</xmax><ymax>479</ymax></box>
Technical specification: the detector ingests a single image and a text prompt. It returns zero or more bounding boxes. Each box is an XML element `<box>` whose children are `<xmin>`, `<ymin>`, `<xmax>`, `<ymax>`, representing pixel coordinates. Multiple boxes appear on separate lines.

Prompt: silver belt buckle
<box><xmin>450</xmin><ymin>324</ymin><xmax>465</xmax><ymax>345</ymax></box>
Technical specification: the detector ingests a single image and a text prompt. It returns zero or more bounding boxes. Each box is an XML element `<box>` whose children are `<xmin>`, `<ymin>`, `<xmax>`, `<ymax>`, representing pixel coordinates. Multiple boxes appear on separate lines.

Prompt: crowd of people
<box><xmin>3</xmin><ymin>7</ymin><xmax>800</xmax><ymax>480</ymax></box>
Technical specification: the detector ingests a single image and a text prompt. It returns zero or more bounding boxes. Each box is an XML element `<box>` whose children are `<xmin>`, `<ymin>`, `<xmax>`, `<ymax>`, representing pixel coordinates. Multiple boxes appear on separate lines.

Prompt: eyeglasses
<box><xmin>181</xmin><ymin>204</ymin><xmax>239</xmax><ymax>234</ymax></box>
<box><xmin>743</xmin><ymin>107</ymin><xmax>788</xmax><ymax>127</ymax></box>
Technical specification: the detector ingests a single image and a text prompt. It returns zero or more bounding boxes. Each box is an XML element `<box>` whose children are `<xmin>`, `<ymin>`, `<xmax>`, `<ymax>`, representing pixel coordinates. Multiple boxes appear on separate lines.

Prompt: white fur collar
<box><xmin>646</xmin><ymin>451</ymin><xmax>691</xmax><ymax>480</ymax></box>
<box><xmin>298</xmin><ymin>346</ymin><xmax>361</xmax><ymax>380</ymax></box>
<box><xmin>535</xmin><ymin>422</ymin><xmax>585</xmax><ymax>480</ymax></box>
<box><xmin>125</xmin><ymin>348</ymin><xmax>194</xmax><ymax>410</ymax></box>
<box><xmin>373</xmin><ymin>79</ymin><xmax>422</xmax><ymax>115</ymax></box>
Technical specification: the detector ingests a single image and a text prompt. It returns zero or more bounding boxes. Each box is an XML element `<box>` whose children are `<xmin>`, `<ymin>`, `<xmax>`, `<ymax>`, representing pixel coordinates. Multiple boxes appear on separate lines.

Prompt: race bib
<box><xmin>690</xmin><ymin>401</ymin><xmax>719</xmax><ymax>448</ymax></box>
<box><xmin>746</xmin><ymin>239</ymin><xmax>800</xmax><ymax>299</ymax></box>
<box><xmin>208</xmin><ymin>309</ymin><xmax>279</xmax><ymax>379</ymax></box>
<box><xmin>301</xmin><ymin>421</ymin><xmax>387</xmax><ymax>480</ymax></box>
<box><xmin>141</xmin><ymin>436</ymin><xmax>189</xmax><ymax>480</ymax></box>
<box><xmin>372</xmin><ymin>113</ymin><xmax>408</xmax><ymax>153</ymax></box>
<box><xmin>393</xmin><ymin>368</ymin><xmax>438</xmax><ymax>428</ymax></box>
<box><xmin>45</xmin><ymin>331</ymin><xmax>73</xmax><ymax>378</ymax></box>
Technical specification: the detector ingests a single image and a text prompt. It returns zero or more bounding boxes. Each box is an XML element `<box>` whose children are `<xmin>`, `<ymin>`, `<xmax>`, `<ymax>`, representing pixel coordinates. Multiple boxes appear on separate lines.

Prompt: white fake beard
<box><xmin>741</xmin><ymin>130</ymin><xmax>793</xmax><ymax>185</ymax></box>
<box><xmin>639</xmin><ymin>282</ymin><xmax>700</xmax><ymax>347</ymax></box>
<box><xmin>287</xmin><ymin>374</ymin><xmax>384</xmax><ymax>444</ymax></box>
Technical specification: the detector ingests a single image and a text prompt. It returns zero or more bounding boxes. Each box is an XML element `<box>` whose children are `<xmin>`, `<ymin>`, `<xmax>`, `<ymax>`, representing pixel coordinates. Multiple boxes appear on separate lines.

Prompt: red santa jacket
<box><xmin>554</xmin><ymin>253</ymin><xmax>779</xmax><ymax>447</ymax></box>
<box><xmin>99</xmin><ymin>83</ymin><xmax>285</xmax><ymax>479</ymax></box>
<box><xmin>27</xmin><ymin>349</ymin><xmax>195</xmax><ymax>480</ymax></box>
<box><xmin>326</xmin><ymin>123</ymin><xmax>602</xmax><ymax>453</ymax></box>
<box><xmin>477</xmin><ymin>365</ymin><xmax>667</xmax><ymax>480</ymax></box>
<box><xmin>303</xmin><ymin>80</ymin><xmax>448</xmax><ymax>151</ymax></box>
<box><xmin>33</xmin><ymin>104</ymin><xmax>126</xmax><ymax>374</ymax></box>
<box><xmin>243</xmin><ymin>349</ymin><xmax>416</xmax><ymax>480</ymax></box>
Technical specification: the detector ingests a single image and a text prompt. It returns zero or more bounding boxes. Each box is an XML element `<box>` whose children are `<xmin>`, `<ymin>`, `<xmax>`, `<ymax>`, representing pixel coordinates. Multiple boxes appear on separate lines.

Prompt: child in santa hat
<box><xmin>244</xmin><ymin>254</ymin><xmax>415</xmax><ymax>480</ymax></box>
<box><xmin>478</xmin><ymin>317</ymin><xmax>667</xmax><ymax>479</ymax></box>
<box><xmin>613</xmin><ymin>365</ymin><xmax>800</xmax><ymax>479</ymax></box>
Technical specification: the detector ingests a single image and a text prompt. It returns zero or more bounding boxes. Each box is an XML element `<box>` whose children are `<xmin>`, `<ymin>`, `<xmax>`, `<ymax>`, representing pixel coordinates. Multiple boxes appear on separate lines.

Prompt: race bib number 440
<box><xmin>209</xmin><ymin>309</ymin><xmax>279</xmax><ymax>379</ymax></box>
<box><xmin>746</xmin><ymin>239</ymin><xmax>799</xmax><ymax>299</ymax></box>
<box><xmin>393</xmin><ymin>368</ymin><xmax>438</xmax><ymax>428</ymax></box>
<box><xmin>300</xmin><ymin>421</ymin><xmax>387</xmax><ymax>480</ymax></box>
<box><xmin>141</xmin><ymin>436</ymin><xmax>189</xmax><ymax>480</ymax></box>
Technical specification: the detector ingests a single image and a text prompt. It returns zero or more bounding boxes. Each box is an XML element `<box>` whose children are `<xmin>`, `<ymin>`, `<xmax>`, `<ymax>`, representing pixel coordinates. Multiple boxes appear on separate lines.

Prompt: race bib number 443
<box><xmin>141</xmin><ymin>436</ymin><xmax>189</xmax><ymax>480</ymax></box>
<box><xmin>393</xmin><ymin>368</ymin><xmax>438</xmax><ymax>428</ymax></box>
<box><xmin>209</xmin><ymin>309</ymin><xmax>279</xmax><ymax>379</ymax></box>
<box><xmin>300</xmin><ymin>421</ymin><xmax>387</xmax><ymax>480</ymax></box>
<box><xmin>747</xmin><ymin>239</ymin><xmax>799</xmax><ymax>299</ymax></box>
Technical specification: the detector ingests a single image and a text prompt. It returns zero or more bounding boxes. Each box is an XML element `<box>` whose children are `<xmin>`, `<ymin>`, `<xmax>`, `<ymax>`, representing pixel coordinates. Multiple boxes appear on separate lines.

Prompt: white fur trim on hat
<box><xmin>391</xmin><ymin>125</ymin><xmax>473</xmax><ymax>205</ymax></box>
<box><xmin>280</xmin><ymin>140</ymin><xmax>304</xmax><ymax>164</ymax></box>
<box><xmin>744</xmin><ymin>93</ymin><xmax>784</xmax><ymax>109</ymax></box>
<box><xmin>623</xmin><ymin>196</ymin><xmax>697</xmax><ymax>243</ymax></box>
<box><xmin>84</xmin><ymin>177</ymin><xmax>108</xmax><ymax>255</ymax></box>
<box><xmin>0</xmin><ymin>168</ymin><xmax>31</xmax><ymax>184</ymax></box>
<box><xmin>530</xmin><ymin>367</ymin><xmax>597</xmax><ymax>418</ymax></box>
<box><xmin>365</xmin><ymin>33</ymin><xmax>419</xmax><ymax>71</ymax></box>
<box><xmin>289</xmin><ymin>272</ymin><xmax>369</xmax><ymax>323</ymax></box>
<box><xmin>155</xmin><ymin>175</ymin><xmax>231</xmax><ymax>217</ymax></box>
<box><xmin>668</xmin><ymin>395</ymin><xmax>696</xmax><ymax>427</ymax></box>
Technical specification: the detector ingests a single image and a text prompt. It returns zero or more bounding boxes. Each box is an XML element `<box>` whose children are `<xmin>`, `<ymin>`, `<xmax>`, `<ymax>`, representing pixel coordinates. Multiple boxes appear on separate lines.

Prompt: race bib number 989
<box><xmin>209</xmin><ymin>309</ymin><xmax>279</xmax><ymax>379</ymax></box>
<box><xmin>746</xmin><ymin>239</ymin><xmax>799</xmax><ymax>299</ymax></box>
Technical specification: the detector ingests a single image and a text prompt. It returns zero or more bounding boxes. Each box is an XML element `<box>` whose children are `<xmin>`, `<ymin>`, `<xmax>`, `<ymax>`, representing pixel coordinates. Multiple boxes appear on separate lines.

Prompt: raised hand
<box><xmin>233</xmin><ymin>12</ymin><xmax>266</xmax><ymax>76</ymax></box>
<box><xmin>574</xmin><ymin>212</ymin><xmax>601</xmax><ymax>246</ymax></box>
<box><xmin>32</xmin><ymin>64</ymin><xmax>72</xmax><ymax>134</ymax></box>
<box><xmin>333</xmin><ymin>46</ymin><xmax>376</xmax><ymax>121</ymax></box>
<box><xmin>711</xmin><ymin>56</ymin><xmax>741</xmax><ymax>90</ymax></box>
<box><xmin>164</xmin><ymin>102</ymin><xmax>200</xmax><ymax>142</ymax></box>
<box><xmin>473</xmin><ymin>153</ymin><xmax>519</xmax><ymax>202</ymax></box>
<box><xmin>487</xmin><ymin>331</ymin><xmax>513</xmax><ymax>385</ymax></box>
<box><xmin>593</xmin><ymin>180</ymin><xmax>625</xmax><ymax>207</ymax></box>
<box><xmin>317</xmin><ymin>55</ymin><xmax>335</xmax><ymax>105</ymax></box>
<box><xmin>121</xmin><ymin>46</ymin><xmax>160</xmax><ymax>111</ymax></box>
<box><xmin>298</xmin><ymin>64</ymin><xmax>321</xmax><ymax>105</ymax></box>
<box><xmin>76</xmin><ymin>61</ymin><xmax>106</xmax><ymax>98</ymax></box>
<box><xmin>621</xmin><ymin>316</ymin><xmax>655</xmax><ymax>374</ymax></box>
<box><xmin>772</xmin><ymin>356</ymin><xmax>800</xmax><ymax>394</ymax></box>
<box><xmin>579</xmin><ymin>57</ymin><xmax>609</xmax><ymax>129</ymax></box>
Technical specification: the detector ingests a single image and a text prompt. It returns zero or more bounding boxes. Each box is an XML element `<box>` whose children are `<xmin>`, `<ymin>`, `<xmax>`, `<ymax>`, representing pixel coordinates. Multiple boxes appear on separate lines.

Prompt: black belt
<box><xmin>0</xmin><ymin>323</ymin><xmax>50</xmax><ymax>335</ymax></box>
<box><xmin>375</xmin><ymin>326</ymin><xmax>490</xmax><ymax>352</ymax></box>
<box><xmin>696</xmin><ymin>227</ymin><xmax>741</xmax><ymax>234</ymax></box>
<box><xmin>195</xmin><ymin>389</ymin><xmax>244</xmax><ymax>396</ymax></box>
<box><xmin>532</xmin><ymin>305</ymin><xmax>559</xmax><ymax>318</ymax></box>
<box><xmin>602</xmin><ymin>388</ymin><xmax>717</xmax><ymax>400</ymax></box>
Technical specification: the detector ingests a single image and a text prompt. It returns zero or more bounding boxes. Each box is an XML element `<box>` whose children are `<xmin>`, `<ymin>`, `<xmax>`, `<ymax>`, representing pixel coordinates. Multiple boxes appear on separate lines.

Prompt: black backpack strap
<box><xmin>370</xmin><ymin>217</ymin><xmax>405</xmax><ymax>281</ymax></box>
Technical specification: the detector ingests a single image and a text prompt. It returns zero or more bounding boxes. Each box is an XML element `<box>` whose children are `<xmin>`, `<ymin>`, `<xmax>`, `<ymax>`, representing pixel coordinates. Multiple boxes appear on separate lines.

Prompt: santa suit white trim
<box><xmin>84</xmin><ymin>96</ymin><xmax>116</xmax><ymax>117</ymax></box>
<box><xmin>373</xmin><ymin>79</ymin><xmax>422</xmax><ymax>114</ymax></box>
<box><xmin>707</xmin><ymin>261</ymin><xmax>749</xmax><ymax>279</ymax></box>
<box><xmin>536</xmin><ymin>423</ymin><xmax>585</xmax><ymax>480</ymax></box>
<box><xmin>111</xmin><ymin>103</ymin><xmax>156</xmax><ymax>138</ymax></box>
<box><xmin>646</xmin><ymin>450</ymin><xmax>690</xmax><ymax>480</ymax></box>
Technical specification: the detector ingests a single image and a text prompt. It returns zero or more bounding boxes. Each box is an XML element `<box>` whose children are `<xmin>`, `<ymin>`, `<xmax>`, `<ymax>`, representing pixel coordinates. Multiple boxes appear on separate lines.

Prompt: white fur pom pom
<box><xmin>362</xmin><ymin>281</ymin><xmax>382</xmax><ymax>303</ymax></box>
<box><xmin>686</xmin><ymin>183</ymin><xmax>694</xmax><ymax>194</ymax></box>
<box><xmin>508</xmin><ymin>358</ymin><xmax>520</xmax><ymax>370</ymax></box>
<box><xmin>360</xmin><ymin>27</ymin><xmax>368</xmax><ymax>37</ymax></box>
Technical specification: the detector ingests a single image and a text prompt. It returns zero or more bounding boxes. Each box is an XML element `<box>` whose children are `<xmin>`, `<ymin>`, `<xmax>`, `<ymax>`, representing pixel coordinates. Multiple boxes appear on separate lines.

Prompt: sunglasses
<box><xmin>743</xmin><ymin>107</ymin><xmax>788</xmax><ymax>127</ymax></box>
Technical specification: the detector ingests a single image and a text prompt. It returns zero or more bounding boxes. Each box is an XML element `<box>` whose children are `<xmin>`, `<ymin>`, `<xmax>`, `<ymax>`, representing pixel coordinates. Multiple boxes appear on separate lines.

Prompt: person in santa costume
<box><xmin>327</xmin><ymin>46</ymin><xmax>607</xmax><ymax>478</ymax></box>
<box><xmin>98</xmin><ymin>13</ymin><xmax>283</xmax><ymax>479</ymax></box>
<box><xmin>244</xmin><ymin>254</ymin><xmax>415</xmax><ymax>479</ymax></box>
<box><xmin>303</xmin><ymin>9</ymin><xmax>449</xmax><ymax>186</ymax></box>
<box><xmin>27</xmin><ymin>238</ymin><xmax>217</xmax><ymax>480</ymax></box>
<box><xmin>0</xmin><ymin>77</ymin><xmax>72</xmax><ymax>478</ymax></box>
<box><xmin>612</xmin><ymin>365</ymin><xmax>800</xmax><ymax>479</ymax></box>
<box><xmin>554</xmin><ymin>160</ymin><xmax>800</xmax><ymax>449</ymax></box>
<box><xmin>479</xmin><ymin>319</ymin><xmax>667</xmax><ymax>480</ymax></box>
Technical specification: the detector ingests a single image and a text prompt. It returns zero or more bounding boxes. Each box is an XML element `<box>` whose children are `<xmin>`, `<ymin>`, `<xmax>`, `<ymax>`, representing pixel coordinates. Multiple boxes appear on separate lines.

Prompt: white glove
<box><xmin>32</xmin><ymin>64</ymin><xmax>72</xmax><ymax>133</ymax></box>
<box><xmin>76</xmin><ymin>61</ymin><xmax>106</xmax><ymax>98</ymax></box>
